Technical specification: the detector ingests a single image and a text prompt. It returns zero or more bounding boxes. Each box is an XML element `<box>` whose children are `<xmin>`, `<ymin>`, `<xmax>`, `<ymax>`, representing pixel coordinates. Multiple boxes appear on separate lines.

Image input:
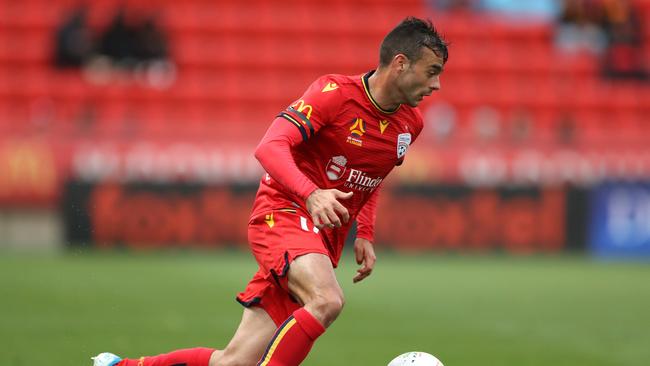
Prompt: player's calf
<box><xmin>213</xmin><ymin>353</ymin><xmax>256</xmax><ymax>366</ymax></box>
<box><xmin>255</xmin><ymin>308</ymin><xmax>326</xmax><ymax>366</ymax></box>
<box><xmin>213</xmin><ymin>345</ymin><xmax>263</xmax><ymax>366</ymax></box>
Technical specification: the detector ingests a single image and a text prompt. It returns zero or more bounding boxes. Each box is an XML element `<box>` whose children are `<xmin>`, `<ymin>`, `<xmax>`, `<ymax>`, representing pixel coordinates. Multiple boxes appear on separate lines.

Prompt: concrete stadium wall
<box><xmin>0</xmin><ymin>210</ymin><xmax>62</xmax><ymax>251</ymax></box>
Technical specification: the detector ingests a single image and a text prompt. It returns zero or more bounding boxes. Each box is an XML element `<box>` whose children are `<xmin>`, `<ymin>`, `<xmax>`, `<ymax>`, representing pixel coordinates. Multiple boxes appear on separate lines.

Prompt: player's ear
<box><xmin>394</xmin><ymin>54</ymin><xmax>409</xmax><ymax>72</ymax></box>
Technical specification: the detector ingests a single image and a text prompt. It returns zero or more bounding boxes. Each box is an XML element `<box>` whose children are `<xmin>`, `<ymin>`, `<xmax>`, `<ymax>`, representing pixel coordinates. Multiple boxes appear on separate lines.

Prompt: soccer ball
<box><xmin>387</xmin><ymin>351</ymin><xmax>444</xmax><ymax>366</ymax></box>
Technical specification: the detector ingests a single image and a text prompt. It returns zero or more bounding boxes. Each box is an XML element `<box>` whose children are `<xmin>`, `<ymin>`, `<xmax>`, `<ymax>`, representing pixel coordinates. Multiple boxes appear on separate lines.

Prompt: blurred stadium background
<box><xmin>1</xmin><ymin>0</ymin><xmax>650</xmax><ymax>365</ymax></box>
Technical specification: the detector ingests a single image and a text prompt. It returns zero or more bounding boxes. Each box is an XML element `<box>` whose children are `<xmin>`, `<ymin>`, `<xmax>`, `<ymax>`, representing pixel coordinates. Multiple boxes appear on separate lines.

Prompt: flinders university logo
<box><xmin>326</xmin><ymin>155</ymin><xmax>383</xmax><ymax>192</ymax></box>
<box><xmin>325</xmin><ymin>155</ymin><xmax>348</xmax><ymax>180</ymax></box>
<box><xmin>347</xmin><ymin>118</ymin><xmax>366</xmax><ymax>146</ymax></box>
<box><xmin>344</xmin><ymin>168</ymin><xmax>382</xmax><ymax>192</ymax></box>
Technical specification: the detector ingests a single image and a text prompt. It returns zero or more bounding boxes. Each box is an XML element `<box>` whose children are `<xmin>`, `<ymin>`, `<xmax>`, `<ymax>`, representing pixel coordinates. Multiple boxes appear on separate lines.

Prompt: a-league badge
<box><xmin>325</xmin><ymin>155</ymin><xmax>348</xmax><ymax>180</ymax></box>
<box><xmin>397</xmin><ymin>133</ymin><xmax>412</xmax><ymax>159</ymax></box>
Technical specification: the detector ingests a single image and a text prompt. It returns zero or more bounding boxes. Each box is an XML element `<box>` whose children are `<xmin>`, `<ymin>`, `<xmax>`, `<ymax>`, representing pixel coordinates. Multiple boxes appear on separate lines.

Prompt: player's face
<box><xmin>397</xmin><ymin>47</ymin><xmax>444</xmax><ymax>107</ymax></box>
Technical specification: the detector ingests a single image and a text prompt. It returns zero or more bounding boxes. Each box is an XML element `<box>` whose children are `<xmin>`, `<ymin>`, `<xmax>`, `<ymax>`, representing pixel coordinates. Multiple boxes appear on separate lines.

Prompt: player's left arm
<box><xmin>352</xmin><ymin>112</ymin><xmax>422</xmax><ymax>283</ymax></box>
<box><xmin>353</xmin><ymin>187</ymin><xmax>380</xmax><ymax>283</ymax></box>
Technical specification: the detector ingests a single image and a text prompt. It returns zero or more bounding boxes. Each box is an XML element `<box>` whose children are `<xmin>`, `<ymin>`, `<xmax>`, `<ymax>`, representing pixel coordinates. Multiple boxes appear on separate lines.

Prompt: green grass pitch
<box><xmin>1</xmin><ymin>250</ymin><xmax>649</xmax><ymax>365</ymax></box>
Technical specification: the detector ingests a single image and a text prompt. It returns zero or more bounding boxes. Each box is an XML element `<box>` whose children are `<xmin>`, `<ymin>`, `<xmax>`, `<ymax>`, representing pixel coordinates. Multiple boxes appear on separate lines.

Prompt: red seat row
<box><xmin>1</xmin><ymin>0</ymin><xmax>649</xmax><ymax>145</ymax></box>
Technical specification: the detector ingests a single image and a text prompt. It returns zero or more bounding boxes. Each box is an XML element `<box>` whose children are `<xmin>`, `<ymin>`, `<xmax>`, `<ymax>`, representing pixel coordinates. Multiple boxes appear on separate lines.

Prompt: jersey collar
<box><xmin>362</xmin><ymin>70</ymin><xmax>401</xmax><ymax>115</ymax></box>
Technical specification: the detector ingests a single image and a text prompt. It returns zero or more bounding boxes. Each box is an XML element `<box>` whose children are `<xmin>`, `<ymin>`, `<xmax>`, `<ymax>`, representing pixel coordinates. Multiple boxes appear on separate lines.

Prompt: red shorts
<box><xmin>236</xmin><ymin>210</ymin><xmax>331</xmax><ymax>326</ymax></box>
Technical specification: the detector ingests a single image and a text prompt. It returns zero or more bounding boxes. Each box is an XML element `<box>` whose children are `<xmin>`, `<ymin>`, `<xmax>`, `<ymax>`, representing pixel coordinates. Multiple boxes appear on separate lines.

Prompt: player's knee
<box><xmin>310</xmin><ymin>290</ymin><xmax>345</xmax><ymax>326</ymax></box>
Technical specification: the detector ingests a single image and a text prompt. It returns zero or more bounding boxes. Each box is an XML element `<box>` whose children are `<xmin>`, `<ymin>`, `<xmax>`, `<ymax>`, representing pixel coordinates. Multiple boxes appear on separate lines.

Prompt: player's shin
<box><xmin>256</xmin><ymin>308</ymin><xmax>325</xmax><ymax>366</ymax></box>
<box><xmin>116</xmin><ymin>347</ymin><xmax>216</xmax><ymax>366</ymax></box>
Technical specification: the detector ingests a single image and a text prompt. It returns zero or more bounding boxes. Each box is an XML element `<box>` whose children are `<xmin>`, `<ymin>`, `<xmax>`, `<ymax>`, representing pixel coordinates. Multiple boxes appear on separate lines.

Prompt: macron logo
<box><xmin>322</xmin><ymin>82</ymin><xmax>338</xmax><ymax>92</ymax></box>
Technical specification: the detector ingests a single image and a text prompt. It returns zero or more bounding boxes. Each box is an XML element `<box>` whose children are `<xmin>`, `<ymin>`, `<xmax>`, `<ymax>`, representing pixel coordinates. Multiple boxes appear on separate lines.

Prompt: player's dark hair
<box><xmin>379</xmin><ymin>17</ymin><xmax>448</xmax><ymax>67</ymax></box>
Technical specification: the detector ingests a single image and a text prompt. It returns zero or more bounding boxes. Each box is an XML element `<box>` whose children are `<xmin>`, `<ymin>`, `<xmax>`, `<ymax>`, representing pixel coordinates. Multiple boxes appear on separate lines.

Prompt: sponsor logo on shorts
<box><xmin>265</xmin><ymin>212</ymin><xmax>275</xmax><ymax>228</ymax></box>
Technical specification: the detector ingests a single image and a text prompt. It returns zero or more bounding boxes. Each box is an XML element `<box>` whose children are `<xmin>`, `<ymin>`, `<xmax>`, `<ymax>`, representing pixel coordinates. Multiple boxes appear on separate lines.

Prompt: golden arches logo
<box><xmin>349</xmin><ymin>118</ymin><xmax>366</xmax><ymax>137</ymax></box>
<box><xmin>0</xmin><ymin>141</ymin><xmax>57</xmax><ymax>196</ymax></box>
<box><xmin>291</xmin><ymin>99</ymin><xmax>313</xmax><ymax>119</ymax></box>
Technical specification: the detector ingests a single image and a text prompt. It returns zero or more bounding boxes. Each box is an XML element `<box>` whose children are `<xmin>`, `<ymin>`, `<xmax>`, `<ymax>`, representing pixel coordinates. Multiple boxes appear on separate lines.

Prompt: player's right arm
<box><xmin>305</xmin><ymin>189</ymin><xmax>352</xmax><ymax>228</ymax></box>
<box><xmin>254</xmin><ymin>76</ymin><xmax>351</xmax><ymax>229</ymax></box>
<box><xmin>254</xmin><ymin>123</ymin><xmax>351</xmax><ymax>228</ymax></box>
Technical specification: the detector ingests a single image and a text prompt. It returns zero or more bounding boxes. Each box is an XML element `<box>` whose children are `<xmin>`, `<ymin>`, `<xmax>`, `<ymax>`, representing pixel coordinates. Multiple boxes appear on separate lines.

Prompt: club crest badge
<box><xmin>397</xmin><ymin>133</ymin><xmax>412</xmax><ymax>159</ymax></box>
<box><xmin>325</xmin><ymin>155</ymin><xmax>348</xmax><ymax>180</ymax></box>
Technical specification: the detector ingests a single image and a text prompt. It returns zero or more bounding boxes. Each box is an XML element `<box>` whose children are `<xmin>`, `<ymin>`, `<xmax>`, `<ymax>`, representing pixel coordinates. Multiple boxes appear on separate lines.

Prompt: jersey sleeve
<box><xmin>254</xmin><ymin>75</ymin><xmax>345</xmax><ymax>200</ymax></box>
<box><xmin>356</xmin><ymin>186</ymin><xmax>380</xmax><ymax>242</ymax></box>
<box><xmin>254</xmin><ymin>117</ymin><xmax>319</xmax><ymax>200</ymax></box>
<box><xmin>276</xmin><ymin>75</ymin><xmax>344</xmax><ymax>142</ymax></box>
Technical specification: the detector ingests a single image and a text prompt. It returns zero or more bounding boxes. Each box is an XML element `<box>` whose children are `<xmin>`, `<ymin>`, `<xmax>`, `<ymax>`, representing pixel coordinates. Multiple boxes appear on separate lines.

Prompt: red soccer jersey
<box><xmin>251</xmin><ymin>71</ymin><xmax>423</xmax><ymax>263</ymax></box>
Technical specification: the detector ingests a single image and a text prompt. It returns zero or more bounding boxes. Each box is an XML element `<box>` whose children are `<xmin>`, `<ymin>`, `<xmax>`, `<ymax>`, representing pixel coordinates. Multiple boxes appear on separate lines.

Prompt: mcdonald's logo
<box><xmin>0</xmin><ymin>141</ymin><xmax>57</xmax><ymax>198</ymax></box>
<box><xmin>290</xmin><ymin>99</ymin><xmax>313</xmax><ymax>119</ymax></box>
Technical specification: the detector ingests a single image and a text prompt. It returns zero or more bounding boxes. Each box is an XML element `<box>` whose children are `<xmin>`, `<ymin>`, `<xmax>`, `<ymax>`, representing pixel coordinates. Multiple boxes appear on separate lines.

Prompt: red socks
<box><xmin>117</xmin><ymin>347</ymin><xmax>215</xmax><ymax>366</ymax></box>
<box><xmin>113</xmin><ymin>308</ymin><xmax>323</xmax><ymax>366</ymax></box>
<box><xmin>256</xmin><ymin>308</ymin><xmax>326</xmax><ymax>366</ymax></box>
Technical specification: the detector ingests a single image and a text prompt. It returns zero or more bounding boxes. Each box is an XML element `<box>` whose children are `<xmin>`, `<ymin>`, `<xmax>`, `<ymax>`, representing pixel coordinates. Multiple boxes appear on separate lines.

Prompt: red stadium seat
<box><xmin>1</xmin><ymin>0</ymin><xmax>647</xmax><ymax>148</ymax></box>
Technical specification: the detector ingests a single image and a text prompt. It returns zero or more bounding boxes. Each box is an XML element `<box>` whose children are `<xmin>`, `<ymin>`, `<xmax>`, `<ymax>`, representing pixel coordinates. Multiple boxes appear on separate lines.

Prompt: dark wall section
<box><xmin>63</xmin><ymin>181</ymin><xmax>589</xmax><ymax>253</ymax></box>
<box><xmin>374</xmin><ymin>185</ymin><xmax>588</xmax><ymax>253</ymax></box>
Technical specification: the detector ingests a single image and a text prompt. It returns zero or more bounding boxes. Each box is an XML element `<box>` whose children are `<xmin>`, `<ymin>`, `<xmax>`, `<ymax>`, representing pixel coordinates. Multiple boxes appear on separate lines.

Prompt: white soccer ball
<box><xmin>387</xmin><ymin>351</ymin><xmax>444</xmax><ymax>366</ymax></box>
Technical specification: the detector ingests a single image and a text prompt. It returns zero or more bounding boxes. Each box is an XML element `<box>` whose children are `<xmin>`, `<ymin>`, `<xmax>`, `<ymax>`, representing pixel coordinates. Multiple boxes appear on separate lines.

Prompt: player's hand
<box><xmin>305</xmin><ymin>188</ymin><xmax>353</xmax><ymax>229</ymax></box>
<box><xmin>353</xmin><ymin>238</ymin><xmax>376</xmax><ymax>283</ymax></box>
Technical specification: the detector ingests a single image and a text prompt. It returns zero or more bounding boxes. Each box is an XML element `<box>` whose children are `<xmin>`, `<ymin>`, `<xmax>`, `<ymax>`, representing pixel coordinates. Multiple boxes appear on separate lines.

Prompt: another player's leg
<box><xmin>92</xmin><ymin>306</ymin><xmax>276</xmax><ymax>366</ymax></box>
<box><xmin>255</xmin><ymin>253</ymin><xmax>342</xmax><ymax>366</ymax></box>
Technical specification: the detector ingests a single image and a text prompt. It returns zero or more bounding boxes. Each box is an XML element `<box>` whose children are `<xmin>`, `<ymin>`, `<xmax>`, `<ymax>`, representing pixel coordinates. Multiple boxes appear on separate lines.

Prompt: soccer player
<box><xmin>93</xmin><ymin>16</ymin><xmax>447</xmax><ymax>366</ymax></box>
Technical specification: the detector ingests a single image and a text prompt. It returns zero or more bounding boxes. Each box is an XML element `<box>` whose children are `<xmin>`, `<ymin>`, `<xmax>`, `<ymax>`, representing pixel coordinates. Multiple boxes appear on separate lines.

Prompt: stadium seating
<box><xmin>0</xmin><ymin>0</ymin><xmax>648</xmax><ymax>145</ymax></box>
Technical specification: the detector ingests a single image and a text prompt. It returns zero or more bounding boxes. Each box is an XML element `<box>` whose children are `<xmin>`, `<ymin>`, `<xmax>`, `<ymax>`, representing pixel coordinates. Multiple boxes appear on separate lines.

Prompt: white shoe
<box><xmin>91</xmin><ymin>352</ymin><xmax>122</xmax><ymax>366</ymax></box>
